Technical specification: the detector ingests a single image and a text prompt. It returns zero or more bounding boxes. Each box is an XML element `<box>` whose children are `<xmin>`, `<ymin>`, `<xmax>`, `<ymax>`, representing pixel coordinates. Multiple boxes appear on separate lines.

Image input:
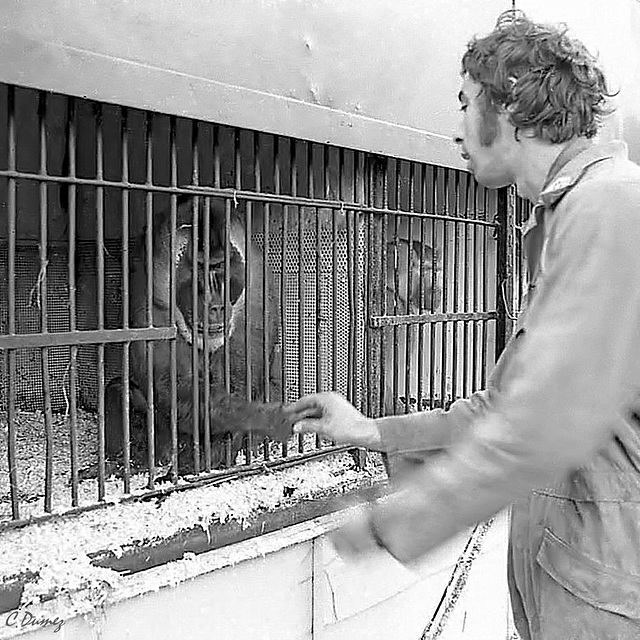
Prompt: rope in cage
<box><xmin>420</xmin><ymin>517</ymin><xmax>495</xmax><ymax>640</ymax></box>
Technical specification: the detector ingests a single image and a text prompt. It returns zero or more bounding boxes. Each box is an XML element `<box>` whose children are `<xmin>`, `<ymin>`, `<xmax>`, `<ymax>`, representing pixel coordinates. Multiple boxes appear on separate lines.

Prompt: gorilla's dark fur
<box><xmin>105</xmin><ymin>195</ymin><xmax>292</xmax><ymax>471</ymax></box>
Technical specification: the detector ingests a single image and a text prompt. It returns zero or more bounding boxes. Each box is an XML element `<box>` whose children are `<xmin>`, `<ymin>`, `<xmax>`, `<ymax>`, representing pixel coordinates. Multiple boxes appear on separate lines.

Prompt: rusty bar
<box><xmin>95</xmin><ymin>103</ymin><xmax>107</xmax><ymax>501</ymax></box>
<box><xmin>38</xmin><ymin>91</ymin><xmax>55</xmax><ymax>514</ymax></box>
<box><xmin>6</xmin><ymin>85</ymin><xmax>19</xmax><ymax>519</ymax></box>
<box><xmin>0</xmin><ymin>168</ymin><xmax>503</xmax><ymax>228</ymax></box>
<box><xmin>191</xmin><ymin>122</ymin><xmax>201</xmax><ymax>475</ymax></box>
<box><xmin>370</xmin><ymin>310</ymin><xmax>498</xmax><ymax>327</ymax></box>
<box><xmin>120</xmin><ymin>107</ymin><xmax>132</xmax><ymax>493</ymax></box>
<box><xmin>169</xmin><ymin>116</ymin><xmax>179</xmax><ymax>480</ymax></box>
<box><xmin>144</xmin><ymin>111</ymin><xmax>156</xmax><ymax>488</ymax></box>
<box><xmin>495</xmin><ymin>186</ymin><xmax>509</xmax><ymax>360</ymax></box>
<box><xmin>66</xmin><ymin>96</ymin><xmax>80</xmax><ymax>506</ymax></box>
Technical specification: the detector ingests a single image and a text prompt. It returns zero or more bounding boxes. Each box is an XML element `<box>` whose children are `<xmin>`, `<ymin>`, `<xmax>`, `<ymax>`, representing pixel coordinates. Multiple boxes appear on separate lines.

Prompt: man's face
<box><xmin>455</xmin><ymin>75</ymin><xmax>516</xmax><ymax>189</ymax></box>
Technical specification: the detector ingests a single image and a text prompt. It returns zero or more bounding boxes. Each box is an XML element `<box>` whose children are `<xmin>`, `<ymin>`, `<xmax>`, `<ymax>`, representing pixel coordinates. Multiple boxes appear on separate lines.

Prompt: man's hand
<box><xmin>286</xmin><ymin>391</ymin><xmax>383</xmax><ymax>450</ymax></box>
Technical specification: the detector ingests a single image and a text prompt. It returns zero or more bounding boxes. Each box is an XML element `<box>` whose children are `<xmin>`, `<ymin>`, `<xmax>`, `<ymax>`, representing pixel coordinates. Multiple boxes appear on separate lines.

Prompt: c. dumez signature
<box><xmin>5</xmin><ymin>609</ymin><xmax>65</xmax><ymax>634</ymax></box>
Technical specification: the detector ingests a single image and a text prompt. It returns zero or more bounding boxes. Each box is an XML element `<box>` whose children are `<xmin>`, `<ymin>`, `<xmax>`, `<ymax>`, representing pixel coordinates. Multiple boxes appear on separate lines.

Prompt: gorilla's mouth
<box><xmin>195</xmin><ymin>321</ymin><xmax>224</xmax><ymax>337</ymax></box>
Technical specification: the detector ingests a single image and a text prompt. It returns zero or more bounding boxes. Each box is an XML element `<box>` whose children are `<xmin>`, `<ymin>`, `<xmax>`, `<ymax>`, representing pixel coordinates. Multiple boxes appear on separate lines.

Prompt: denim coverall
<box><xmin>370</xmin><ymin>140</ymin><xmax>640</xmax><ymax>639</ymax></box>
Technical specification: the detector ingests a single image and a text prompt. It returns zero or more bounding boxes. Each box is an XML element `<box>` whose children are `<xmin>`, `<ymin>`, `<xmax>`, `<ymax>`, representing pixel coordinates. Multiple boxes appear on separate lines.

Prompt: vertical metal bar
<box><xmin>403</xmin><ymin>163</ymin><xmax>415</xmax><ymax>413</ymax></box>
<box><xmin>416</xmin><ymin>164</ymin><xmax>427</xmax><ymax>410</ymax></box>
<box><xmin>191</xmin><ymin>122</ymin><xmax>201</xmax><ymax>474</ymax></box>
<box><xmin>236</xmin><ymin>131</ymin><xmax>253</xmax><ymax>465</ymax></box>
<box><xmin>471</xmin><ymin>177</ymin><xmax>479</xmax><ymax>392</ymax></box>
<box><xmin>495</xmin><ymin>188</ymin><xmax>512</xmax><ymax>360</ymax></box>
<box><xmin>315</xmin><ymin>145</ymin><xmax>324</xmax><ymax>449</ymax></box>
<box><xmin>144</xmin><ymin>112</ymin><xmax>156</xmax><ymax>488</ymax></box>
<box><xmin>429</xmin><ymin>165</ymin><xmax>437</xmax><ymax>409</ymax></box>
<box><xmin>461</xmin><ymin>172</ymin><xmax>470</xmax><ymax>398</ymax></box>
<box><xmin>223</xmin><ymin>196</ymin><xmax>233</xmax><ymax>467</ymax></box>
<box><xmin>6</xmin><ymin>85</ymin><xmax>19</xmax><ymax>519</ymax></box>
<box><xmin>276</xmin><ymin>137</ymin><xmax>288</xmax><ymax>457</ymax></box>
<box><xmin>95</xmin><ymin>104</ymin><xmax>107</xmax><ymax>500</ymax></box>
<box><xmin>481</xmin><ymin>186</ymin><xmax>488</xmax><ymax>389</ymax></box>
<box><xmin>332</xmin><ymin>149</ymin><xmax>341</xmax><ymax>396</ymax></box>
<box><xmin>379</xmin><ymin>159</ymin><xmax>389</xmax><ymax>416</ymax></box>
<box><xmin>353</xmin><ymin>152</ymin><xmax>367</xmax><ymax>468</ymax></box>
<box><xmin>169</xmin><ymin>116</ymin><xmax>179</xmax><ymax>479</ymax></box>
<box><xmin>120</xmin><ymin>107</ymin><xmax>131</xmax><ymax>493</ymax></box>
<box><xmin>66</xmin><ymin>97</ymin><xmax>80</xmax><ymax>506</ymax></box>
<box><xmin>38</xmin><ymin>91</ymin><xmax>55</xmax><ymax>513</ymax></box>
<box><xmin>294</xmin><ymin>139</ymin><xmax>304</xmax><ymax>454</ymax></box>
<box><xmin>440</xmin><ymin>169</ymin><xmax>450</xmax><ymax>407</ymax></box>
<box><xmin>202</xmin><ymin>194</ymin><xmax>212</xmax><ymax>470</ymax></box>
<box><xmin>451</xmin><ymin>170</ymin><xmax>460</xmax><ymax>405</ymax></box>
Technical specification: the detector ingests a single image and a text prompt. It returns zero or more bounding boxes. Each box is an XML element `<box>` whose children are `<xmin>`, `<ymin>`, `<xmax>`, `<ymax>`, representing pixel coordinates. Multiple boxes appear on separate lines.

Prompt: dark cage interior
<box><xmin>0</xmin><ymin>84</ymin><xmax>506</xmax><ymax>524</ymax></box>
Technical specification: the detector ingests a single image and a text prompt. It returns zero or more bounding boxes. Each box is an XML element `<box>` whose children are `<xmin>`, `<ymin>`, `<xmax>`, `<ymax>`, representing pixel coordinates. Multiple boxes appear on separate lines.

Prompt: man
<box><xmin>289</xmin><ymin>11</ymin><xmax>640</xmax><ymax>640</ymax></box>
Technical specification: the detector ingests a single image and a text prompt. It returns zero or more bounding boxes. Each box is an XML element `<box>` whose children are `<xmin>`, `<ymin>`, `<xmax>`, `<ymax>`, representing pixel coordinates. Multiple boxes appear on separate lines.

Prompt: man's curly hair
<box><xmin>461</xmin><ymin>10</ymin><xmax>616</xmax><ymax>143</ymax></box>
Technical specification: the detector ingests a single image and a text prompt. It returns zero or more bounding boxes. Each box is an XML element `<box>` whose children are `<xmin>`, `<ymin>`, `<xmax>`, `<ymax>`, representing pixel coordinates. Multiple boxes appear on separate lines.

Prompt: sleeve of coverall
<box><xmin>368</xmin><ymin>179</ymin><xmax>640</xmax><ymax>564</ymax></box>
<box><xmin>374</xmin><ymin>391</ymin><xmax>492</xmax><ymax>455</ymax></box>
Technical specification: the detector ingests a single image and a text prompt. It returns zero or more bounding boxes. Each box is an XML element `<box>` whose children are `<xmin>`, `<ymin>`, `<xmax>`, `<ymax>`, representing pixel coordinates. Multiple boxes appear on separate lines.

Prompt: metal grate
<box><xmin>0</xmin><ymin>83</ymin><xmax>509</xmax><ymax>524</ymax></box>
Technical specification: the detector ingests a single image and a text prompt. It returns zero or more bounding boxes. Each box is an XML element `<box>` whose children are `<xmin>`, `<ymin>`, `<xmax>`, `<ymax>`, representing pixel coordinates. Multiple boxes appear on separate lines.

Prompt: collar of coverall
<box><xmin>520</xmin><ymin>139</ymin><xmax>628</xmax><ymax>237</ymax></box>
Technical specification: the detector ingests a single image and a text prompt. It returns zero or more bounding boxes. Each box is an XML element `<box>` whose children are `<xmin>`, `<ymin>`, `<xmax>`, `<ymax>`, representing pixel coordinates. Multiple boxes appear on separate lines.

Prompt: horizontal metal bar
<box><xmin>0</xmin><ymin>327</ymin><xmax>176</xmax><ymax>350</ymax></box>
<box><xmin>0</xmin><ymin>170</ymin><xmax>499</xmax><ymax>227</ymax></box>
<box><xmin>369</xmin><ymin>311</ymin><xmax>498</xmax><ymax>328</ymax></box>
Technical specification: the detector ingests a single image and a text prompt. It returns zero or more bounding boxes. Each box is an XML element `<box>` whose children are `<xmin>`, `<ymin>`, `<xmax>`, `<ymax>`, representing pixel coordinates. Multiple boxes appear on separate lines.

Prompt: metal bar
<box><xmin>461</xmin><ymin>173</ymin><xmax>470</xmax><ymax>398</ymax></box>
<box><xmin>391</xmin><ymin>160</ymin><xmax>401</xmax><ymax>414</ymax></box>
<box><xmin>379</xmin><ymin>158</ymin><xmax>389</xmax><ymax>416</ymax></box>
<box><xmin>440</xmin><ymin>169</ymin><xmax>449</xmax><ymax>406</ymax></box>
<box><xmin>429</xmin><ymin>165</ymin><xmax>438</xmax><ymax>409</ymax></box>
<box><xmin>96</xmin><ymin>103</ymin><xmax>107</xmax><ymax>501</ymax></box>
<box><xmin>145</xmin><ymin>111</ymin><xmax>157</xmax><ymax>488</ymax></box>
<box><xmin>6</xmin><ymin>85</ymin><xmax>19</xmax><ymax>520</ymax></box>
<box><xmin>223</xmin><ymin>197</ymin><xmax>232</xmax><ymax>467</ymax></box>
<box><xmin>66</xmin><ymin>96</ymin><xmax>80</xmax><ymax>506</ymax></box>
<box><xmin>121</xmin><ymin>107</ymin><xmax>131</xmax><ymax>493</ymax></box>
<box><xmin>403</xmin><ymin>162</ymin><xmax>416</xmax><ymax>413</ymax></box>
<box><xmin>191</xmin><ymin>122</ymin><xmax>201</xmax><ymax>475</ymax></box>
<box><xmin>38</xmin><ymin>91</ymin><xmax>55</xmax><ymax>514</ymax></box>
<box><xmin>0</xmin><ymin>327</ymin><xmax>177</xmax><ymax>350</ymax></box>
<box><xmin>370</xmin><ymin>311</ymin><xmax>498</xmax><ymax>328</ymax></box>
<box><xmin>315</xmin><ymin>144</ymin><xmax>324</xmax><ymax>449</ymax></box>
<box><xmin>471</xmin><ymin>178</ymin><xmax>479</xmax><ymax>392</ymax></box>
<box><xmin>481</xmin><ymin>186</ymin><xmax>489</xmax><ymax>389</ymax></box>
<box><xmin>202</xmin><ymin>195</ymin><xmax>212</xmax><ymax>471</ymax></box>
<box><xmin>331</xmin><ymin>149</ymin><xmax>341</xmax><ymax>396</ymax></box>
<box><xmin>239</xmin><ymin>130</ymin><xmax>254</xmax><ymax>465</ymax></box>
<box><xmin>416</xmin><ymin>164</ymin><xmax>427</xmax><ymax>409</ymax></box>
<box><xmin>276</xmin><ymin>136</ymin><xmax>288</xmax><ymax>458</ymax></box>
<box><xmin>169</xmin><ymin>116</ymin><xmax>179</xmax><ymax>480</ymax></box>
<box><xmin>451</xmin><ymin>170</ymin><xmax>460</xmax><ymax>405</ymax></box>
<box><xmin>0</xmin><ymin>171</ymin><xmax>500</xmax><ymax>227</ymax></box>
<box><xmin>294</xmin><ymin>139</ymin><xmax>304</xmax><ymax>454</ymax></box>
<box><xmin>495</xmin><ymin>187</ymin><xmax>509</xmax><ymax>360</ymax></box>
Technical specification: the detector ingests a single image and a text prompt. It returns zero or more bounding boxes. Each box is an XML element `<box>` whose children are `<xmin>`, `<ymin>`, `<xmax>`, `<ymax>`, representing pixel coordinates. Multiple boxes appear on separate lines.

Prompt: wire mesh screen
<box><xmin>0</xmin><ymin>83</ymin><xmax>507</xmax><ymax>524</ymax></box>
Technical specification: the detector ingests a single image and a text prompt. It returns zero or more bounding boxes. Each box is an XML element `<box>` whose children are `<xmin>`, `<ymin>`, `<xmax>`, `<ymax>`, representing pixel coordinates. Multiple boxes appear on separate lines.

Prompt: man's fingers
<box><xmin>292</xmin><ymin>419</ymin><xmax>326</xmax><ymax>435</ymax></box>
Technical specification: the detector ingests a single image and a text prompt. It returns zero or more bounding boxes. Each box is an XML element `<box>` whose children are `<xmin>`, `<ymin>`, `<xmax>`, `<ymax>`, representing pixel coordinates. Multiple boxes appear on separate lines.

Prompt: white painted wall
<box><xmin>0</xmin><ymin>510</ymin><xmax>511</xmax><ymax>640</ymax></box>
